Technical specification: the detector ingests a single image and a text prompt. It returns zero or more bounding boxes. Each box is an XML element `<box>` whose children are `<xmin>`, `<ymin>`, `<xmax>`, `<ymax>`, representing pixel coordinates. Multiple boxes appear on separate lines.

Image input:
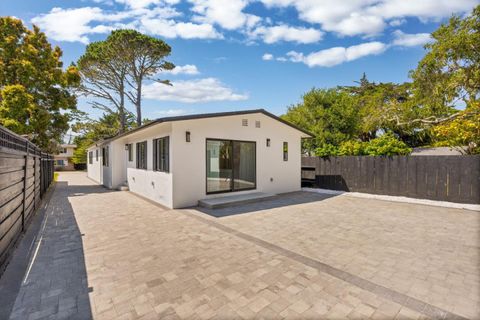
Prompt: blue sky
<box><xmin>2</xmin><ymin>0</ymin><xmax>478</xmax><ymax>120</ymax></box>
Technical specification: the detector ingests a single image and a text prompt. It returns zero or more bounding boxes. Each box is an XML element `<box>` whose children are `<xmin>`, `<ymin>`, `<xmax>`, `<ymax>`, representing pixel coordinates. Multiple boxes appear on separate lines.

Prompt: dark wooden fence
<box><xmin>0</xmin><ymin>126</ymin><xmax>54</xmax><ymax>272</ymax></box>
<box><xmin>302</xmin><ymin>156</ymin><xmax>480</xmax><ymax>204</ymax></box>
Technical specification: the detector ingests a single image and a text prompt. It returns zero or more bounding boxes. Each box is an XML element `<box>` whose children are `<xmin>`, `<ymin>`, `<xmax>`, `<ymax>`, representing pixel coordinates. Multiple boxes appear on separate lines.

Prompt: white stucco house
<box><xmin>87</xmin><ymin>109</ymin><xmax>313</xmax><ymax>208</ymax></box>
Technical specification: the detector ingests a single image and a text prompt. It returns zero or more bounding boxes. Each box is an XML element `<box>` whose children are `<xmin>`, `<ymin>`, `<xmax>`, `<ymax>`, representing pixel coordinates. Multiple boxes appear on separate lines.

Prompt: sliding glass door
<box><xmin>233</xmin><ymin>141</ymin><xmax>256</xmax><ymax>191</ymax></box>
<box><xmin>206</xmin><ymin>139</ymin><xmax>256</xmax><ymax>194</ymax></box>
<box><xmin>206</xmin><ymin>140</ymin><xmax>233</xmax><ymax>193</ymax></box>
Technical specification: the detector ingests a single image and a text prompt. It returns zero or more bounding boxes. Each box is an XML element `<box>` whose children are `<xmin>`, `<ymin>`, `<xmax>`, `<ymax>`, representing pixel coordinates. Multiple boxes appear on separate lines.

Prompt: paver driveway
<box><xmin>1</xmin><ymin>172</ymin><xmax>479</xmax><ymax>320</ymax></box>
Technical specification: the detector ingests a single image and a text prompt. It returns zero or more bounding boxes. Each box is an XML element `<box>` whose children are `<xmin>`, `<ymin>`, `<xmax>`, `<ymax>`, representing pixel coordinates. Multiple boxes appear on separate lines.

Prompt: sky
<box><xmin>2</xmin><ymin>0</ymin><xmax>479</xmax><ymax>121</ymax></box>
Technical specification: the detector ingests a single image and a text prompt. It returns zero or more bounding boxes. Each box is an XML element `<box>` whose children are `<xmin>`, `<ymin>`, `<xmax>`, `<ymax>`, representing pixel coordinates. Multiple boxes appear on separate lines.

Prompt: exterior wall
<box><xmin>171</xmin><ymin>113</ymin><xmax>303</xmax><ymax>208</ymax></box>
<box><xmin>120</xmin><ymin>123</ymin><xmax>173</xmax><ymax>208</ymax></box>
<box><xmin>87</xmin><ymin>146</ymin><xmax>102</xmax><ymax>184</ymax></box>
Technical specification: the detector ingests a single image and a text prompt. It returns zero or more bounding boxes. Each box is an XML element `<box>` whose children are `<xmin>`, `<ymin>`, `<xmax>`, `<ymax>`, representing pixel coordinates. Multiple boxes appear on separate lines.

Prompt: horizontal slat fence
<box><xmin>0</xmin><ymin>125</ymin><xmax>54</xmax><ymax>273</ymax></box>
<box><xmin>302</xmin><ymin>156</ymin><xmax>480</xmax><ymax>204</ymax></box>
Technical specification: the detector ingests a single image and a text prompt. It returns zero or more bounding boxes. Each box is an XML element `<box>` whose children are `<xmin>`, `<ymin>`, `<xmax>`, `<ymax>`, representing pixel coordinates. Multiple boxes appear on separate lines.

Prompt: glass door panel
<box><xmin>206</xmin><ymin>140</ymin><xmax>233</xmax><ymax>193</ymax></box>
<box><xmin>233</xmin><ymin>141</ymin><xmax>256</xmax><ymax>191</ymax></box>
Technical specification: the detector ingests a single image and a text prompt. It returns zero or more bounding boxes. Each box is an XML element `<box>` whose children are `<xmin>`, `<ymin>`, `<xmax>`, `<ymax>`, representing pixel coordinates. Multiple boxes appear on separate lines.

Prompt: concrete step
<box><xmin>118</xmin><ymin>183</ymin><xmax>129</xmax><ymax>191</ymax></box>
<box><xmin>198</xmin><ymin>192</ymin><xmax>276</xmax><ymax>209</ymax></box>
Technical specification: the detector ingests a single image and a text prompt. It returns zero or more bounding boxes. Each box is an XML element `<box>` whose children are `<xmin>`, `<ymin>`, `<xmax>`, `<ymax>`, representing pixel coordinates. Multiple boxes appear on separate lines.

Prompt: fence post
<box><xmin>22</xmin><ymin>141</ymin><xmax>29</xmax><ymax>232</ymax></box>
<box><xmin>33</xmin><ymin>149</ymin><xmax>37</xmax><ymax>210</ymax></box>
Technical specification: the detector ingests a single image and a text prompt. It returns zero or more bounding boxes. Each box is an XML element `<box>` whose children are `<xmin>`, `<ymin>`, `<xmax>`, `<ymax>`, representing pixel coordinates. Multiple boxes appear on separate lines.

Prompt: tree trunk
<box><xmin>135</xmin><ymin>81</ymin><xmax>142</xmax><ymax>127</ymax></box>
<box><xmin>119</xmin><ymin>84</ymin><xmax>126</xmax><ymax>133</ymax></box>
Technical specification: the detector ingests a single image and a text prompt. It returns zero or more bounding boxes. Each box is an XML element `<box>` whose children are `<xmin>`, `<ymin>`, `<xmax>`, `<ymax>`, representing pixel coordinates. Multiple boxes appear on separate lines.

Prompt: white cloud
<box><xmin>114</xmin><ymin>0</ymin><xmax>180</xmax><ymax>9</ymax></box>
<box><xmin>392</xmin><ymin>30</ymin><xmax>431</xmax><ymax>47</ymax></box>
<box><xmin>345</xmin><ymin>41</ymin><xmax>387</xmax><ymax>60</ymax></box>
<box><xmin>389</xmin><ymin>18</ymin><xmax>406</xmax><ymax>26</ymax></box>
<box><xmin>31</xmin><ymin>7</ymin><xmax>106</xmax><ymax>44</ymax></box>
<box><xmin>162</xmin><ymin>64</ymin><xmax>200</xmax><ymax>75</ymax></box>
<box><xmin>251</xmin><ymin>25</ymin><xmax>323</xmax><ymax>44</ymax></box>
<box><xmin>30</xmin><ymin>0</ymin><xmax>476</xmax><ymax>44</ymax></box>
<box><xmin>31</xmin><ymin>5</ymin><xmax>220</xmax><ymax>43</ymax></box>
<box><xmin>189</xmin><ymin>0</ymin><xmax>259</xmax><ymax>30</ymax></box>
<box><xmin>262</xmin><ymin>53</ymin><xmax>274</xmax><ymax>61</ymax></box>
<box><xmin>287</xmin><ymin>41</ymin><xmax>387</xmax><ymax>67</ymax></box>
<box><xmin>368</xmin><ymin>0</ymin><xmax>478</xmax><ymax>20</ymax></box>
<box><xmin>143</xmin><ymin>78</ymin><xmax>248</xmax><ymax>103</ymax></box>
<box><xmin>286</xmin><ymin>51</ymin><xmax>304</xmax><ymax>62</ymax></box>
<box><xmin>260</xmin><ymin>0</ymin><xmax>477</xmax><ymax>36</ymax></box>
<box><xmin>327</xmin><ymin>13</ymin><xmax>385</xmax><ymax>36</ymax></box>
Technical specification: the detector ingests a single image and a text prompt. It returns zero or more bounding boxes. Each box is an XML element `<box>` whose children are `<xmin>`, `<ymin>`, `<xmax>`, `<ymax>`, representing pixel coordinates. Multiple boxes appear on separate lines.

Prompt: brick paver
<box><xmin>2</xmin><ymin>172</ymin><xmax>478</xmax><ymax>320</ymax></box>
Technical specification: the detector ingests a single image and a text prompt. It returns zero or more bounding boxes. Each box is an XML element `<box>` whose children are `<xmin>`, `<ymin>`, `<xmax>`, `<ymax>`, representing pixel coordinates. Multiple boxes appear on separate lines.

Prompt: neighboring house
<box><xmin>54</xmin><ymin>144</ymin><xmax>76</xmax><ymax>171</ymax></box>
<box><xmin>87</xmin><ymin>109</ymin><xmax>313</xmax><ymax>208</ymax></box>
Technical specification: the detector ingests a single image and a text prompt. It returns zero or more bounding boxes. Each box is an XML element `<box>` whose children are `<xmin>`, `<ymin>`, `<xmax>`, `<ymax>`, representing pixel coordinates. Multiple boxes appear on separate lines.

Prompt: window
<box><xmin>96</xmin><ymin>149</ymin><xmax>98</xmax><ymax>161</ymax></box>
<box><xmin>153</xmin><ymin>137</ymin><xmax>169</xmax><ymax>172</ymax></box>
<box><xmin>55</xmin><ymin>160</ymin><xmax>65</xmax><ymax>166</ymax></box>
<box><xmin>62</xmin><ymin>148</ymin><xmax>67</xmax><ymax>154</ymax></box>
<box><xmin>242</xmin><ymin>119</ymin><xmax>248</xmax><ymax>126</ymax></box>
<box><xmin>88</xmin><ymin>151</ymin><xmax>93</xmax><ymax>164</ymax></box>
<box><xmin>136</xmin><ymin>141</ymin><xmax>147</xmax><ymax>169</ymax></box>
<box><xmin>266</xmin><ymin>138</ymin><xmax>270</xmax><ymax>147</ymax></box>
<box><xmin>102</xmin><ymin>146</ymin><xmax>109</xmax><ymax>166</ymax></box>
<box><xmin>283</xmin><ymin>142</ymin><xmax>288</xmax><ymax>161</ymax></box>
<box><xmin>255</xmin><ymin>121</ymin><xmax>261</xmax><ymax>128</ymax></box>
<box><xmin>206</xmin><ymin>139</ymin><xmax>256</xmax><ymax>194</ymax></box>
<box><xmin>127</xmin><ymin>144</ymin><xmax>133</xmax><ymax>162</ymax></box>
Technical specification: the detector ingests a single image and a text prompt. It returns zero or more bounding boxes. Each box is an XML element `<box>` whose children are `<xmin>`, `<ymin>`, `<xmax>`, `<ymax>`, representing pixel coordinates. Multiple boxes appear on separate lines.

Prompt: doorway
<box><xmin>206</xmin><ymin>139</ymin><xmax>256</xmax><ymax>194</ymax></box>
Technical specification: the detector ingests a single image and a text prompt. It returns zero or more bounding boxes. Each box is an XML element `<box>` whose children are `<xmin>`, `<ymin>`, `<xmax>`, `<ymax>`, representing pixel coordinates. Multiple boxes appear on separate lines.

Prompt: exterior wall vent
<box><xmin>255</xmin><ymin>121</ymin><xmax>261</xmax><ymax>128</ymax></box>
<box><xmin>242</xmin><ymin>119</ymin><xmax>248</xmax><ymax>126</ymax></box>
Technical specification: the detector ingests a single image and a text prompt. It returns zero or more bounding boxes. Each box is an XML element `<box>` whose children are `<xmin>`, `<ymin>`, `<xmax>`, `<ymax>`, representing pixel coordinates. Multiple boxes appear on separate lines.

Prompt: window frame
<box><xmin>127</xmin><ymin>144</ymin><xmax>133</xmax><ymax>162</ymax></box>
<box><xmin>136</xmin><ymin>141</ymin><xmax>147</xmax><ymax>170</ymax></box>
<box><xmin>95</xmin><ymin>149</ymin><xmax>98</xmax><ymax>161</ymax></box>
<box><xmin>153</xmin><ymin>136</ymin><xmax>170</xmax><ymax>173</ymax></box>
<box><xmin>283</xmin><ymin>142</ymin><xmax>288</xmax><ymax>161</ymax></box>
<box><xmin>88</xmin><ymin>151</ymin><xmax>93</xmax><ymax>164</ymax></box>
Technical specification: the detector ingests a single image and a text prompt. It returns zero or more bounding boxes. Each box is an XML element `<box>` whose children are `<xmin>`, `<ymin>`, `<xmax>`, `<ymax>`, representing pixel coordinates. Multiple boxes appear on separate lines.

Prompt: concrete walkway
<box><xmin>0</xmin><ymin>172</ymin><xmax>478</xmax><ymax>320</ymax></box>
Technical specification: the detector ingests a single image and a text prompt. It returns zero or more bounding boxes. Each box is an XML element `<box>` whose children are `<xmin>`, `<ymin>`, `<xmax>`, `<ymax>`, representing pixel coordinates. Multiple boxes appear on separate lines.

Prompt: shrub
<box><xmin>338</xmin><ymin>140</ymin><xmax>365</xmax><ymax>155</ymax></box>
<box><xmin>315</xmin><ymin>143</ymin><xmax>339</xmax><ymax>157</ymax></box>
<box><xmin>363</xmin><ymin>133</ymin><xmax>412</xmax><ymax>156</ymax></box>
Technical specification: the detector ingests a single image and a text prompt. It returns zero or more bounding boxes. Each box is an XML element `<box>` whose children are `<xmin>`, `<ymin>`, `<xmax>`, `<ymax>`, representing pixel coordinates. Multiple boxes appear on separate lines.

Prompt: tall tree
<box><xmin>77</xmin><ymin>40</ymin><xmax>129</xmax><ymax>133</ymax></box>
<box><xmin>407</xmin><ymin>5</ymin><xmax>480</xmax><ymax>125</ymax></box>
<box><xmin>282</xmin><ymin>88</ymin><xmax>360</xmax><ymax>154</ymax></box>
<box><xmin>0</xmin><ymin>17</ymin><xmax>80</xmax><ymax>151</ymax></box>
<box><xmin>108</xmin><ymin>30</ymin><xmax>174</xmax><ymax>127</ymax></box>
<box><xmin>407</xmin><ymin>5</ymin><xmax>479</xmax><ymax>153</ymax></box>
<box><xmin>341</xmin><ymin>75</ymin><xmax>414</xmax><ymax>142</ymax></box>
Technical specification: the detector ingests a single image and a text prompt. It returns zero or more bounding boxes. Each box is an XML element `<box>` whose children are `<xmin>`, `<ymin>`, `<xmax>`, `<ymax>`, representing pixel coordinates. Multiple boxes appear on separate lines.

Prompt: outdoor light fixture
<box><xmin>266</xmin><ymin>138</ymin><xmax>271</xmax><ymax>147</ymax></box>
<box><xmin>186</xmin><ymin>131</ymin><xmax>191</xmax><ymax>142</ymax></box>
<box><xmin>124</xmin><ymin>144</ymin><xmax>129</xmax><ymax>150</ymax></box>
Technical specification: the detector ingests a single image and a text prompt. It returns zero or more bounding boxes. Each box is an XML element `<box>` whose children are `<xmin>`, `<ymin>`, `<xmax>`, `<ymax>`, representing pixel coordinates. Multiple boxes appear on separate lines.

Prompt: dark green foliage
<box><xmin>0</xmin><ymin>17</ymin><xmax>80</xmax><ymax>152</ymax></box>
